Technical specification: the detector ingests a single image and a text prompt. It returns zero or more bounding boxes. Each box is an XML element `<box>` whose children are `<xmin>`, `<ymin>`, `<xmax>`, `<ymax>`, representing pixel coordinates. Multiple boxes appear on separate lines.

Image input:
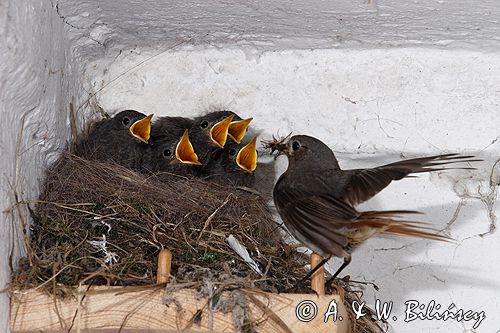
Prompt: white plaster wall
<box><xmin>0</xmin><ymin>1</ymin><xmax>81</xmax><ymax>331</ymax></box>
<box><xmin>58</xmin><ymin>0</ymin><xmax>500</xmax><ymax>57</ymax></box>
<box><xmin>88</xmin><ymin>47</ymin><xmax>500</xmax><ymax>333</ymax></box>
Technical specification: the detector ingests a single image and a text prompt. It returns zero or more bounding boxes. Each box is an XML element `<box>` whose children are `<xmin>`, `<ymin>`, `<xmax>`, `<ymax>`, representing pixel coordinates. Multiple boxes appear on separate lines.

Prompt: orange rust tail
<box><xmin>350</xmin><ymin>210</ymin><xmax>450</xmax><ymax>242</ymax></box>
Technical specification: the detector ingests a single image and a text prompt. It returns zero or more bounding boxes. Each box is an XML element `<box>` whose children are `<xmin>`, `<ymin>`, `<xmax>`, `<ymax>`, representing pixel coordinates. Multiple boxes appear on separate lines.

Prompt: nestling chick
<box><xmin>189</xmin><ymin>111</ymin><xmax>252</xmax><ymax>164</ymax></box>
<box><xmin>201</xmin><ymin>137</ymin><xmax>258</xmax><ymax>187</ymax></box>
<box><xmin>143</xmin><ymin>117</ymin><xmax>201</xmax><ymax>175</ymax></box>
<box><xmin>74</xmin><ymin>110</ymin><xmax>153</xmax><ymax>170</ymax></box>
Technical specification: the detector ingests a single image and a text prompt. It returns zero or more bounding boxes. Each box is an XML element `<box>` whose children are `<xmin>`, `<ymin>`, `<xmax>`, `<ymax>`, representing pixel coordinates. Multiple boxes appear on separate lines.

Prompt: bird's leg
<box><xmin>325</xmin><ymin>255</ymin><xmax>352</xmax><ymax>288</ymax></box>
<box><xmin>283</xmin><ymin>255</ymin><xmax>331</xmax><ymax>293</ymax></box>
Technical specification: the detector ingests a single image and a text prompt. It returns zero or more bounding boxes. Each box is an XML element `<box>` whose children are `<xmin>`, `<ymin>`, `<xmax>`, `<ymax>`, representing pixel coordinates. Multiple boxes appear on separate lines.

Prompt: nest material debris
<box><xmin>333</xmin><ymin>277</ymin><xmax>389</xmax><ymax>333</ymax></box>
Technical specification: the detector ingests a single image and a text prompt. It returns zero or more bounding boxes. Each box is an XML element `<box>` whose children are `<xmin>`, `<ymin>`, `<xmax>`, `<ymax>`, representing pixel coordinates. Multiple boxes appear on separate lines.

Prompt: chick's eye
<box><xmin>228</xmin><ymin>149</ymin><xmax>236</xmax><ymax>156</ymax></box>
<box><xmin>163</xmin><ymin>149</ymin><xmax>172</xmax><ymax>157</ymax></box>
<box><xmin>122</xmin><ymin>117</ymin><xmax>131</xmax><ymax>126</ymax></box>
<box><xmin>200</xmin><ymin>120</ymin><xmax>209</xmax><ymax>129</ymax></box>
<box><xmin>292</xmin><ymin>141</ymin><xmax>300</xmax><ymax>151</ymax></box>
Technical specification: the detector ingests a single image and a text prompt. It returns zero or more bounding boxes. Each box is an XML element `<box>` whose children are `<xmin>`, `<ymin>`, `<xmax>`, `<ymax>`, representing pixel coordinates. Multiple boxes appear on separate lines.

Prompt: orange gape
<box><xmin>228</xmin><ymin>118</ymin><xmax>253</xmax><ymax>143</ymax></box>
<box><xmin>175</xmin><ymin>130</ymin><xmax>202</xmax><ymax>165</ymax></box>
<box><xmin>130</xmin><ymin>114</ymin><xmax>153</xmax><ymax>143</ymax></box>
<box><xmin>236</xmin><ymin>137</ymin><xmax>258</xmax><ymax>173</ymax></box>
<box><xmin>210</xmin><ymin>114</ymin><xmax>234</xmax><ymax>148</ymax></box>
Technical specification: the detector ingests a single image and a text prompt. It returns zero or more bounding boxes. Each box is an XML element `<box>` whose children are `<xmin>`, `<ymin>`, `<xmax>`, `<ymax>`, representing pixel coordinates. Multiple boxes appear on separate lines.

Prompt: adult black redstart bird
<box><xmin>269</xmin><ymin>134</ymin><xmax>479</xmax><ymax>289</ymax></box>
<box><xmin>74</xmin><ymin>110</ymin><xmax>153</xmax><ymax>170</ymax></box>
<box><xmin>201</xmin><ymin>137</ymin><xmax>258</xmax><ymax>186</ymax></box>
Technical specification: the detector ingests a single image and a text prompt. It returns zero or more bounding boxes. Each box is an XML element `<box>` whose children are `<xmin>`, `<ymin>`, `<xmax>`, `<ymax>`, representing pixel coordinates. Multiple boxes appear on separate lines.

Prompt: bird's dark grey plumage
<box><xmin>143</xmin><ymin>110</ymin><xmax>252</xmax><ymax>177</ymax></box>
<box><xmin>142</xmin><ymin>116</ymin><xmax>200</xmax><ymax>175</ymax></box>
<box><xmin>201</xmin><ymin>140</ymin><xmax>256</xmax><ymax>187</ymax></box>
<box><xmin>152</xmin><ymin>116</ymin><xmax>194</xmax><ymax>140</ymax></box>
<box><xmin>273</xmin><ymin>135</ymin><xmax>478</xmax><ymax>262</ymax></box>
<box><xmin>74</xmin><ymin>110</ymin><xmax>151</xmax><ymax>170</ymax></box>
<box><xmin>189</xmin><ymin>111</ymin><xmax>238</xmax><ymax>163</ymax></box>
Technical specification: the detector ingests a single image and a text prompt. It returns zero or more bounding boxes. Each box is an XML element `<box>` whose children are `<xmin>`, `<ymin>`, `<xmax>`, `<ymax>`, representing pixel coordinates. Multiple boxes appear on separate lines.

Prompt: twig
<box><xmin>69</xmin><ymin>100</ymin><xmax>78</xmax><ymax>150</ymax></box>
<box><xmin>246</xmin><ymin>293</ymin><xmax>293</xmax><ymax>333</ymax></box>
<box><xmin>11</xmin><ymin>190</ymin><xmax>33</xmax><ymax>266</ymax></box>
<box><xmin>197</xmin><ymin>194</ymin><xmax>234</xmax><ymax>241</ymax></box>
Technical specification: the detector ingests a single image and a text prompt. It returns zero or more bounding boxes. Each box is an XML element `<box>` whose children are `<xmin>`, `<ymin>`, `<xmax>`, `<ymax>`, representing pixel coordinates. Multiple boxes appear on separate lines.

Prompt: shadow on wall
<box><xmin>360</xmin><ymin>200</ymin><xmax>497</xmax><ymax>309</ymax></box>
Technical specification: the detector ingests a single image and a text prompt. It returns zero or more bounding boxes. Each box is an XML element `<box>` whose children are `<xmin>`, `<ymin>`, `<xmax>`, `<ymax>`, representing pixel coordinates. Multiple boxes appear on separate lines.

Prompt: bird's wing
<box><xmin>339</xmin><ymin>153</ymin><xmax>479</xmax><ymax>206</ymax></box>
<box><xmin>274</xmin><ymin>178</ymin><xmax>358</xmax><ymax>257</ymax></box>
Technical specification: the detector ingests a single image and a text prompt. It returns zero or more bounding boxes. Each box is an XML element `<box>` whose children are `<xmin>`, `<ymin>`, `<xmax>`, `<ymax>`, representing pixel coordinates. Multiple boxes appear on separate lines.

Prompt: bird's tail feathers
<box><xmin>349</xmin><ymin>210</ymin><xmax>450</xmax><ymax>243</ymax></box>
<box><xmin>383</xmin><ymin>153</ymin><xmax>481</xmax><ymax>175</ymax></box>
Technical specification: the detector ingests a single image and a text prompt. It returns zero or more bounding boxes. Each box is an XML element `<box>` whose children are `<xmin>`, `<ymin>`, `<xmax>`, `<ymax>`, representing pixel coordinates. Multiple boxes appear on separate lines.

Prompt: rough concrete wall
<box><xmin>0</xmin><ymin>1</ymin><xmax>80</xmax><ymax>331</ymax></box>
<box><xmin>58</xmin><ymin>0</ymin><xmax>500</xmax><ymax>61</ymax></box>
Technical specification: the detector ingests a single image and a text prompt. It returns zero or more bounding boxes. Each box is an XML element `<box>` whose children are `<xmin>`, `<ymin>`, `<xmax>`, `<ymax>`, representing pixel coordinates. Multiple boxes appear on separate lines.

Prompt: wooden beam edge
<box><xmin>10</xmin><ymin>286</ymin><xmax>351</xmax><ymax>333</ymax></box>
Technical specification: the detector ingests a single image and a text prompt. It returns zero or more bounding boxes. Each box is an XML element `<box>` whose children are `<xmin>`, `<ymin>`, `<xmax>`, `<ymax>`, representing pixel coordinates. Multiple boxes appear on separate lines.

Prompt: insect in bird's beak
<box><xmin>236</xmin><ymin>136</ymin><xmax>258</xmax><ymax>173</ymax></box>
<box><xmin>176</xmin><ymin>130</ymin><xmax>202</xmax><ymax>165</ymax></box>
<box><xmin>129</xmin><ymin>114</ymin><xmax>153</xmax><ymax>143</ymax></box>
<box><xmin>228</xmin><ymin>118</ymin><xmax>253</xmax><ymax>143</ymax></box>
<box><xmin>262</xmin><ymin>132</ymin><xmax>292</xmax><ymax>159</ymax></box>
<box><xmin>274</xmin><ymin>143</ymin><xmax>289</xmax><ymax>157</ymax></box>
<box><xmin>210</xmin><ymin>114</ymin><xmax>235</xmax><ymax>148</ymax></box>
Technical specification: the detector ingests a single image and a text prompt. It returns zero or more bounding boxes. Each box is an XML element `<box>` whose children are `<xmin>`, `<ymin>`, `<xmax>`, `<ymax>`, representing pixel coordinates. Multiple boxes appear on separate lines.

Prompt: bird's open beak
<box><xmin>210</xmin><ymin>114</ymin><xmax>234</xmax><ymax>148</ymax></box>
<box><xmin>228</xmin><ymin>118</ymin><xmax>253</xmax><ymax>143</ymax></box>
<box><xmin>129</xmin><ymin>114</ymin><xmax>153</xmax><ymax>144</ymax></box>
<box><xmin>176</xmin><ymin>130</ymin><xmax>202</xmax><ymax>165</ymax></box>
<box><xmin>236</xmin><ymin>137</ymin><xmax>258</xmax><ymax>173</ymax></box>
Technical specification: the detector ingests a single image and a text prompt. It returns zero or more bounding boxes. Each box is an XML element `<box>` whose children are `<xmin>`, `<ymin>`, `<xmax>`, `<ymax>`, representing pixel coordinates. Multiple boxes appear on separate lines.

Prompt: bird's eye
<box><xmin>292</xmin><ymin>141</ymin><xmax>300</xmax><ymax>151</ymax></box>
<box><xmin>200</xmin><ymin>120</ymin><xmax>209</xmax><ymax>129</ymax></box>
<box><xmin>163</xmin><ymin>149</ymin><xmax>172</xmax><ymax>157</ymax></box>
<box><xmin>228</xmin><ymin>149</ymin><xmax>236</xmax><ymax>156</ymax></box>
<box><xmin>122</xmin><ymin>117</ymin><xmax>131</xmax><ymax>126</ymax></box>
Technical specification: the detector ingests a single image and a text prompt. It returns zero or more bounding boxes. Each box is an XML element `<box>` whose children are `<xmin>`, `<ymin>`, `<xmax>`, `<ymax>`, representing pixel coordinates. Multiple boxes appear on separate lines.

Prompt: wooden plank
<box><xmin>10</xmin><ymin>287</ymin><xmax>350</xmax><ymax>333</ymax></box>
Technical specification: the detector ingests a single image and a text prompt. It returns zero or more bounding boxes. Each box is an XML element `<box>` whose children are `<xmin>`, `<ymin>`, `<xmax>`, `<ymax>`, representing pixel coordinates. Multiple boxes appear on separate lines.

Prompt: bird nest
<box><xmin>12</xmin><ymin>153</ymin><xmax>307</xmax><ymax>295</ymax></box>
<box><xmin>12</xmin><ymin>152</ymin><xmax>387</xmax><ymax>333</ymax></box>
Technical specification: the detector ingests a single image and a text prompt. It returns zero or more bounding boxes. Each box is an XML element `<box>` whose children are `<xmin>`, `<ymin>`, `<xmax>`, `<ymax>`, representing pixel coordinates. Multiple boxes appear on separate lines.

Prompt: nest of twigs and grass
<box><xmin>12</xmin><ymin>153</ymin><xmax>308</xmax><ymax>295</ymax></box>
<box><xmin>12</xmin><ymin>151</ymin><xmax>387</xmax><ymax>333</ymax></box>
